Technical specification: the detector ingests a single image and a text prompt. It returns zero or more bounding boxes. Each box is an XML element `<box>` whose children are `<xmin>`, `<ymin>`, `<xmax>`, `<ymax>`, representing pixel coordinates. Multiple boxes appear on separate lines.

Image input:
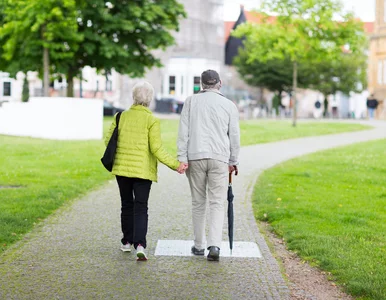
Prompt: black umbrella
<box><xmin>227</xmin><ymin>166</ymin><xmax>238</xmax><ymax>255</ymax></box>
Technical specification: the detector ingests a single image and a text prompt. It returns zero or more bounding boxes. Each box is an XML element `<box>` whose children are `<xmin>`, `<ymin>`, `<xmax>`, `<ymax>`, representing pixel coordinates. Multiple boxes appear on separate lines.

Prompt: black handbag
<box><xmin>101</xmin><ymin>112</ymin><xmax>122</xmax><ymax>172</ymax></box>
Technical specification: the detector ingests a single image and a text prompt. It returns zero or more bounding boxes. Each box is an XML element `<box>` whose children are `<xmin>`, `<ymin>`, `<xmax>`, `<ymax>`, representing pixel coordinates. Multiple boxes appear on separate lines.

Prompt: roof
<box><xmin>224</xmin><ymin>21</ymin><xmax>235</xmax><ymax>42</ymax></box>
<box><xmin>363</xmin><ymin>22</ymin><xmax>374</xmax><ymax>34</ymax></box>
<box><xmin>224</xmin><ymin>11</ymin><xmax>277</xmax><ymax>42</ymax></box>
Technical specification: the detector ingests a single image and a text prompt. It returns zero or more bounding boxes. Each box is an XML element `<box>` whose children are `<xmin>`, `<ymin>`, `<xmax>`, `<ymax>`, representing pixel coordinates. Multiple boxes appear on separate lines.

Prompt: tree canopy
<box><xmin>233</xmin><ymin>0</ymin><xmax>368</xmax><ymax>125</ymax></box>
<box><xmin>0</xmin><ymin>0</ymin><xmax>186</xmax><ymax>96</ymax></box>
<box><xmin>234</xmin><ymin>48</ymin><xmax>315</xmax><ymax>94</ymax></box>
<box><xmin>306</xmin><ymin>52</ymin><xmax>367</xmax><ymax>96</ymax></box>
<box><xmin>0</xmin><ymin>0</ymin><xmax>80</xmax><ymax>95</ymax></box>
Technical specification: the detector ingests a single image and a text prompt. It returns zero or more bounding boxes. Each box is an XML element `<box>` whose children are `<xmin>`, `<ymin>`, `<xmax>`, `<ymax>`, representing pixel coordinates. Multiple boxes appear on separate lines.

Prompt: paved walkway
<box><xmin>1</xmin><ymin>121</ymin><xmax>385</xmax><ymax>300</ymax></box>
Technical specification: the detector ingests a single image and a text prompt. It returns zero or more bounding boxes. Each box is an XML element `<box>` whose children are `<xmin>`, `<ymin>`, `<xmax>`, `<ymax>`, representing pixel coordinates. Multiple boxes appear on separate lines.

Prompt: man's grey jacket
<box><xmin>177</xmin><ymin>89</ymin><xmax>240</xmax><ymax>166</ymax></box>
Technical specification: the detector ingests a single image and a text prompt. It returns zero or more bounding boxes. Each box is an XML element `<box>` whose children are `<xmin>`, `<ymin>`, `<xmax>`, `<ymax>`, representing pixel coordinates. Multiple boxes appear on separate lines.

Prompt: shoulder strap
<box><xmin>116</xmin><ymin>112</ymin><xmax>122</xmax><ymax>128</ymax></box>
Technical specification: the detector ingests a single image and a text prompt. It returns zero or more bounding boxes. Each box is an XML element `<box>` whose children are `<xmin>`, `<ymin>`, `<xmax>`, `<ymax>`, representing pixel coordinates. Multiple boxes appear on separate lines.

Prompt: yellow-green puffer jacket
<box><xmin>104</xmin><ymin>105</ymin><xmax>179</xmax><ymax>182</ymax></box>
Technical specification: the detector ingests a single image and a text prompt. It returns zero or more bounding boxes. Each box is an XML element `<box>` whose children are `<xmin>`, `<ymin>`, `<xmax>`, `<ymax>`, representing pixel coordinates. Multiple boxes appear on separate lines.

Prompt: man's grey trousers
<box><xmin>186</xmin><ymin>159</ymin><xmax>228</xmax><ymax>249</ymax></box>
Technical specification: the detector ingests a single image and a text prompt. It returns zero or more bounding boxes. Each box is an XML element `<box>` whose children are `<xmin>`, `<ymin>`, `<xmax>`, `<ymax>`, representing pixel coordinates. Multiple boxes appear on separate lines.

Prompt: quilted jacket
<box><xmin>104</xmin><ymin>105</ymin><xmax>179</xmax><ymax>182</ymax></box>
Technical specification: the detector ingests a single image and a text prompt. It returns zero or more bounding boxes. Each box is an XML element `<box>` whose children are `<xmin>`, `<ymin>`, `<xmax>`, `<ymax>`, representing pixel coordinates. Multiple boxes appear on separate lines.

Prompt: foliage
<box><xmin>22</xmin><ymin>75</ymin><xmax>29</xmax><ymax>102</ymax></box>
<box><xmin>306</xmin><ymin>51</ymin><xmax>368</xmax><ymax>118</ymax></box>
<box><xmin>234</xmin><ymin>44</ymin><xmax>367</xmax><ymax>100</ymax></box>
<box><xmin>234</xmin><ymin>47</ymin><xmax>313</xmax><ymax>94</ymax></box>
<box><xmin>307</xmin><ymin>54</ymin><xmax>367</xmax><ymax>96</ymax></box>
<box><xmin>234</xmin><ymin>48</ymin><xmax>292</xmax><ymax>93</ymax></box>
<box><xmin>233</xmin><ymin>0</ymin><xmax>368</xmax><ymax>124</ymax></box>
<box><xmin>63</xmin><ymin>0</ymin><xmax>186</xmax><ymax>96</ymax></box>
<box><xmin>253</xmin><ymin>139</ymin><xmax>386</xmax><ymax>299</ymax></box>
<box><xmin>235</xmin><ymin>0</ymin><xmax>367</xmax><ymax>63</ymax></box>
<box><xmin>0</xmin><ymin>0</ymin><xmax>186</xmax><ymax>97</ymax></box>
<box><xmin>0</xmin><ymin>0</ymin><xmax>80</xmax><ymax>76</ymax></box>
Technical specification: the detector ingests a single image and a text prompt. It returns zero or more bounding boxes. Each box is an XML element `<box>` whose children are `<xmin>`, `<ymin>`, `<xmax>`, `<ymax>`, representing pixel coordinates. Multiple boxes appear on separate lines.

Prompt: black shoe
<box><xmin>207</xmin><ymin>246</ymin><xmax>220</xmax><ymax>261</ymax></box>
<box><xmin>191</xmin><ymin>246</ymin><xmax>205</xmax><ymax>256</ymax></box>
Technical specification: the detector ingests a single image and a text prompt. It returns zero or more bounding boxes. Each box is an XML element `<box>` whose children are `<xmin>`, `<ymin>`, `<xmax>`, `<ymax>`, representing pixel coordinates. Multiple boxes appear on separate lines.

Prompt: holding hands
<box><xmin>177</xmin><ymin>162</ymin><xmax>189</xmax><ymax>174</ymax></box>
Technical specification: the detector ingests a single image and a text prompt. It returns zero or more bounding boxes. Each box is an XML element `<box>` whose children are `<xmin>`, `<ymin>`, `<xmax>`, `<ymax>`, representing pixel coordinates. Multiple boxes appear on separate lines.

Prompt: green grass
<box><xmin>0</xmin><ymin>118</ymin><xmax>370</xmax><ymax>253</ymax></box>
<box><xmin>0</xmin><ymin>136</ymin><xmax>112</xmax><ymax>252</ymax></box>
<box><xmin>253</xmin><ymin>139</ymin><xmax>386</xmax><ymax>300</ymax></box>
<box><xmin>239</xmin><ymin>120</ymin><xmax>370</xmax><ymax>146</ymax></box>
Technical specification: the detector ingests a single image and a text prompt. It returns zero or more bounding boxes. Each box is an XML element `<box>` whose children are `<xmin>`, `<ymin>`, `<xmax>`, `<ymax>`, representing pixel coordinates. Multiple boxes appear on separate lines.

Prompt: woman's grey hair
<box><xmin>132</xmin><ymin>81</ymin><xmax>154</xmax><ymax>107</ymax></box>
<box><xmin>201</xmin><ymin>81</ymin><xmax>221</xmax><ymax>90</ymax></box>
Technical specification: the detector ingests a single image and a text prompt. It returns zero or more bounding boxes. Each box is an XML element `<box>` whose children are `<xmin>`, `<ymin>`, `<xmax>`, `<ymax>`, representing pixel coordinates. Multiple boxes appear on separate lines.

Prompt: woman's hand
<box><xmin>177</xmin><ymin>162</ymin><xmax>188</xmax><ymax>174</ymax></box>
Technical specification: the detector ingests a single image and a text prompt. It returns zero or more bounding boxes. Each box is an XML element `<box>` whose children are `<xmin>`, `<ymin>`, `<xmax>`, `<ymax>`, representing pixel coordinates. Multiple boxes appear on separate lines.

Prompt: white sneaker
<box><xmin>136</xmin><ymin>244</ymin><xmax>147</xmax><ymax>261</ymax></box>
<box><xmin>120</xmin><ymin>243</ymin><xmax>132</xmax><ymax>252</ymax></box>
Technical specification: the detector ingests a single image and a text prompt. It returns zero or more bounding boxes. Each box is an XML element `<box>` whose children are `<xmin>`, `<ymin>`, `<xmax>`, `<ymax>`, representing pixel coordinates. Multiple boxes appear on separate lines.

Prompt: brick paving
<box><xmin>1</xmin><ymin>120</ymin><xmax>385</xmax><ymax>300</ymax></box>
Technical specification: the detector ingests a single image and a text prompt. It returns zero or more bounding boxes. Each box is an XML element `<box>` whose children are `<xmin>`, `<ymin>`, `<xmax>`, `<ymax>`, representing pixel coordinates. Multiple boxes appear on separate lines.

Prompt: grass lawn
<box><xmin>253</xmin><ymin>139</ymin><xmax>386</xmax><ymax>300</ymax></box>
<box><xmin>0</xmin><ymin>118</ymin><xmax>370</xmax><ymax>253</ymax></box>
<box><xmin>239</xmin><ymin>120</ymin><xmax>369</xmax><ymax>146</ymax></box>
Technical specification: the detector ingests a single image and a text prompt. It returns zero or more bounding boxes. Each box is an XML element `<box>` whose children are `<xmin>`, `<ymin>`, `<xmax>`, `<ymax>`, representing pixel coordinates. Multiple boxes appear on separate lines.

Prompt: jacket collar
<box><xmin>200</xmin><ymin>88</ymin><xmax>225</xmax><ymax>97</ymax></box>
<box><xmin>131</xmin><ymin>104</ymin><xmax>152</xmax><ymax>114</ymax></box>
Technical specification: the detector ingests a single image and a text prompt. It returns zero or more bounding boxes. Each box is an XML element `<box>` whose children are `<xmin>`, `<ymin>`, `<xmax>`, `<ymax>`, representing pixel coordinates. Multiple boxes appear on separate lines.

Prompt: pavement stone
<box><xmin>0</xmin><ymin>120</ymin><xmax>385</xmax><ymax>300</ymax></box>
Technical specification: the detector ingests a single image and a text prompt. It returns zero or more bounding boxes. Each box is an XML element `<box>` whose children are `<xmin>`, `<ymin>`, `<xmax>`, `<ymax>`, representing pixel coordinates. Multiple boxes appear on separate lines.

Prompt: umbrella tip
<box><xmin>230</xmin><ymin>249</ymin><xmax>232</xmax><ymax>255</ymax></box>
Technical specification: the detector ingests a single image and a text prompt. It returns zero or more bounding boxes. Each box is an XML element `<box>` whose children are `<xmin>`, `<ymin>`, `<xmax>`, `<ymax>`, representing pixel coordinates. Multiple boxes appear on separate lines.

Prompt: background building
<box><xmin>119</xmin><ymin>0</ymin><xmax>226</xmax><ymax>109</ymax></box>
<box><xmin>369</xmin><ymin>0</ymin><xmax>386</xmax><ymax>119</ymax></box>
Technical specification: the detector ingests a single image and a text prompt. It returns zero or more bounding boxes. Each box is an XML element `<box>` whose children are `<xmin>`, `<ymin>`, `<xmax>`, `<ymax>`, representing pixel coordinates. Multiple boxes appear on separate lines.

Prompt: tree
<box><xmin>306</xmin><ymin>52</ymin><xmax>367</xmax><ymax>117</ymax></box>
<box><xmin>63</xmin><ymin>0</ymin><xmax>186</xmax><ymax>97</ymax></box>
<box><xmin>233</xmin><ymin>47</ymin><xmax>313</xmax><ymax>114</ymax></box>
<box><xmin>234</xmin><ymin>48</ymin><xmax>293</xmax><ymax>94</ymax></box>
<box><xmin>0</xmin><ymin>0</ymin><xmax>80</xmax><ymax>96</ymax></box>
<box><xmin>22</xmin><ymin>75</ymin><xmax>29</xmax><ymax>102</ymax></box>
<box><xmin>0</xmin><ymin>0</ymin><xmax>186</xmax><ymax>98</ymax></box>
<box><xmin>233</xmin><ymin>0</ymin><xmax>367</xmax><ymax>126</ymax></box>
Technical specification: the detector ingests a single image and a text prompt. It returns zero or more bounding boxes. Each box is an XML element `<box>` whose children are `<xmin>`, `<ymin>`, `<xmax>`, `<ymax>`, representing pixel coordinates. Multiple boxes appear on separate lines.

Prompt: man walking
<box><xmin>366</xmin><ymin>94</ymin><xmax>379</xmax><ymax>120</ymax></box>
<box><xmin>177</xmin><ymin>70</ymin><xmax>240</xmax><ymax>261</ymax></box>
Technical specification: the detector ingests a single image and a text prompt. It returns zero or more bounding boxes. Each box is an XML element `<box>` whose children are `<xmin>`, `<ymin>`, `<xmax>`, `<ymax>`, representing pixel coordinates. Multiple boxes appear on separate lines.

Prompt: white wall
<box><xmin>349</xmin><ymin>90</ymin><xmax>368</xmax><ymax>119</ymax></box>
<box><xmin>0</xmin><ymin>72</ymin><xmax>23</xmax><ymax>102</ymax></box>
<box><xmin>0</xmin><ymin>97</ymin><xmax>103</xmax><ymax>140</ymax></box>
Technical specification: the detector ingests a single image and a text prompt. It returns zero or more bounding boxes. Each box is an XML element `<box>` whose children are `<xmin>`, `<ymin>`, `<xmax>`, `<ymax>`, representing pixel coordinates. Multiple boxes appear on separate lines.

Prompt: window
<box><xmin>3</xmin><ymin>82</ymin><xmax>11</xmax><ymax>96</ymax></box>
<box><xmin>169</xmin><ymin>76</ymin><xmax>176</xmax><ymax>94</ymax></box>
<box><xmin>193</xmin><ymin>76</ymin><xmax>200</xmax><ymax>94</ymax></box>
<box><xmin>378</xmin><ymin>60</ymin><xmax>383</xmax><ymax>85</ymax></box>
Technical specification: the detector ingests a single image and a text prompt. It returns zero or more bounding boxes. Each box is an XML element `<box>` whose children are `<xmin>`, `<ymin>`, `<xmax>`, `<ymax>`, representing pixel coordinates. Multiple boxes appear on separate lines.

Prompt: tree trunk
<box><xmin>43</xmin><ymin>47</ymin><xmax>49</xmax><ymax>97</ymax></box>
<box><xmin>292</xmin><ymin>61</ymin><xmax>298</xmax><ymax>127</ymax></box>
<box><xmin>67</xmin><ymin>70</ymin><xmax>75</xmax><ymax>97</ymax></box>
<box><xmin>323</xmin><ymin>95</ymin><xmax>328</xmax><ymax>117</ymax></box>
<box><xmin>22</xmin><ymin>76</ymin><xmax>29</xmax><ymax>102</ymax></box>
<box><xmin>79</xmin><ymin>71</ymin><xmax>83</xmax><ymax>98</ymax></box>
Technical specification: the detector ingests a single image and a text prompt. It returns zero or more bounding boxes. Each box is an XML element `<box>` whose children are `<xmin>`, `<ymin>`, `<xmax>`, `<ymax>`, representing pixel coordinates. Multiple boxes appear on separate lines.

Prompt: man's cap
<box><xmin>201</xmin><ymin>70</ymin><xmax>220</xmax><ymax>85</ymax></box>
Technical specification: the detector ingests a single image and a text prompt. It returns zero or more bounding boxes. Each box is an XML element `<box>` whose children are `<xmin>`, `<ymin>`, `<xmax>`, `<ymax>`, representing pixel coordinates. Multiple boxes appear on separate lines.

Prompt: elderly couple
<box><xmin>105</xmin><ymin>70</ymin><xmax>240</xmax><ymax>262</ymax></box>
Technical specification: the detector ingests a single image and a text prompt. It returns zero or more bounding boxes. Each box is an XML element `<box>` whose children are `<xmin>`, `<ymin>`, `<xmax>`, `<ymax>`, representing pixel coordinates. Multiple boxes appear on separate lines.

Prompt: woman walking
<box><xmin>105</xmin><ymin>81</ymin><xmax>185</xmax><ymax>261</ymax></box>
